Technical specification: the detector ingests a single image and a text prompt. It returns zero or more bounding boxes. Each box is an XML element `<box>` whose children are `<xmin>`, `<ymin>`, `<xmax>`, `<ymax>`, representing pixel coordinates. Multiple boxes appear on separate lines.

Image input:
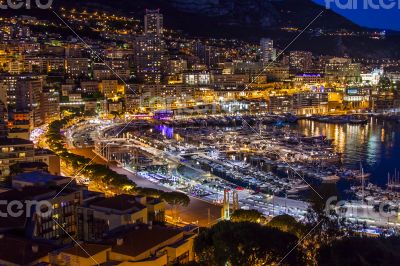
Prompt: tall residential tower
<box><xmin>144</xmin><ymin>9</ymin><xmax>163</xmax><ymax>36</ymax></box>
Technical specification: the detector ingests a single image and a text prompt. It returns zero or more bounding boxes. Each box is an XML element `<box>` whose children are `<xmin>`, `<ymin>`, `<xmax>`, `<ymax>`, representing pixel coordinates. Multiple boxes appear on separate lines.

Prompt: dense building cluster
<box><xmin>0</xmin><ymin>7</ymin><xmax>399</xmax><ymax>265</ymax></box>
<box><xmin>0</xmin><ymin>170</ymin><xmax>197</xmax><ymax>265</ymax></box>
<box><xmin>0</xmin><ymin>9</ymin><xmax>398</xmax><ymax>131</ymax></box>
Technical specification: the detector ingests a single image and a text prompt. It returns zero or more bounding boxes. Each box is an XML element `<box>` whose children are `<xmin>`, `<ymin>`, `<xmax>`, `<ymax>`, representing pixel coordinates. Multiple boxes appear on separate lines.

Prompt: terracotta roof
<box><xmin>90</xmin><ymin>194</ymin><xmax>146</xmax><ymax>212</ymax></box>
<box><xmin>0</xmin><ymin>235</ymin><xmax>55</xmax><ymax>265</ymax></box>
<box><xmin>107</xmin><ymin>225</ymin><xmax>183</xmax><ymax>257</ymax></box>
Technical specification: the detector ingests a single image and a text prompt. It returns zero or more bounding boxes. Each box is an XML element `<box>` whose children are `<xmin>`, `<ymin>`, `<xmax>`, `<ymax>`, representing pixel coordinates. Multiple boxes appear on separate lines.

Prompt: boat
<box><xmin>320</xmin><ymin>174</ymin><xmax>340</xmax><ymax>183</ymax></box>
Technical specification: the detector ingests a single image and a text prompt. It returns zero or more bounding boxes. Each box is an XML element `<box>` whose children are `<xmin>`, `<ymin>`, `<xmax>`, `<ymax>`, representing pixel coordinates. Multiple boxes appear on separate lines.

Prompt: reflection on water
<box><xmin>153</xmin><ymin>119</ymin><xmax>400</xmax><ymax>189</ymax></box>
<box><xmin>293</xmin><ymin>118</ymin><xmax>400</xmax><ymax>187</ymax></box>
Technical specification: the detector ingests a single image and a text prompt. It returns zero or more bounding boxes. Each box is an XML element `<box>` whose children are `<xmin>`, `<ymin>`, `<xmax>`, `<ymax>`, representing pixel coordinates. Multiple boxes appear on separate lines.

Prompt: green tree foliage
<box><xmin>194</xmin><ymin>221</ymin><xmax>305</xmax><ymax>266</ymax></box>
<box><xmin>160</xmin><ymin>191</ymin><xmax>190</xmax><ymax>207</ymax></box>
<box><xmin>46</xmin><ymin>118</ymin><xmax>136</xmax><ymax>193</ymax></box>
<box><xmin>136</xmin><ymin>187</ymin><xmax>164</xmax><ymax>198</ymax></box>
<box><xmin>303</xmin><ymin>185</ymin><xmax>346</xmax><ymax>264</ymax></box>
<box><xmin>318</xmin><ymin>236</ymin><xmax>400</xmax><ymax>266</ymax></box>
<box><xmin>268</xmin><ymin>214</ymin><xmax>307</xmax><ymax>238</ymax></box>
<box><xmin>231</xmin><ymin>209</ymin><xmax>264</xmax><ymax>223</ymax></box>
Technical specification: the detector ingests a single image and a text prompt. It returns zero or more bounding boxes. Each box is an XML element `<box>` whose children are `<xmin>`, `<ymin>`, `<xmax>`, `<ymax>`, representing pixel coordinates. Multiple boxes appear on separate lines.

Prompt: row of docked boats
<box><xmin>164</xmin><ymin>114</ymin><xmax>299</xmax><ymax>128</ymax></box>
<box><xmin>308</xmin><ymin>115</ymin><xmax>369</xmax><ymax>124</ymax></box>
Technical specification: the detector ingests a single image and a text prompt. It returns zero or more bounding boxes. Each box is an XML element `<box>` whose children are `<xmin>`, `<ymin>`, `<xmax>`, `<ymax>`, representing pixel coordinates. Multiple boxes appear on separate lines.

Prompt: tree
<box><xmin>160</xmin><ymin>191</ymin><xmax>190</xmax><ymax>207</ymax></box>
<box><xmin>194</xmin><ymin>221</ymin><xmax>305</xmax><ymax>266</ymax></box>
<box><xmin>231</xmin><ymin>209</ymin><xmax>264</xmax><ymax>223</ymax></box>
<box><xmin>136</xmin><ymin>187</ymin><xmax>163</xmax><ymax>198</ymax></box>
<box><xmin>46</xmin><ymin>118</ymin><xmax>136</xmax><ymax>194</ymax></box>
<box><xmin>160</xmin><ymin>191</ymin><xmax>190</xmax><ymax>224</ymax></box>
<box><xmin>303</xmin><ymin>184</ymin><xmax>346</xmax><ymax>265</ymax></box>
<box><xmin>268</xmin><ymin>214</ymin><xmax>307</xmax><ymax>238</ymax></box>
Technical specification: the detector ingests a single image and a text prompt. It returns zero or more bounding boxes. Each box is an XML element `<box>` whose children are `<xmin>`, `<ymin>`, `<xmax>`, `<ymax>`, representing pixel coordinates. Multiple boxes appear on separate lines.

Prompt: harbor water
<box><xmin>292</xmin><ymin>118</ymin><xmax>400</xmax><ymax>196</ymax></box>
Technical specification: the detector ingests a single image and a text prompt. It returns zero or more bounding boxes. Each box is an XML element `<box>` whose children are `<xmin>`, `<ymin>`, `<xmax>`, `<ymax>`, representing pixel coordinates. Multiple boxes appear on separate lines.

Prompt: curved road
<box><xmin>71</xmin><ymin>148</ymin><xmax>222</xmax><ymax>227</ymax></box>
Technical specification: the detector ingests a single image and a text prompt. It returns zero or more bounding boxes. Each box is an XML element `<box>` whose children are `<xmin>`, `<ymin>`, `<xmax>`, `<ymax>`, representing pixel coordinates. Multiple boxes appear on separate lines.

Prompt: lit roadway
<box><xmin>71</xmin><ymin>148</ymin><xmax>222</xmax><ymax>227</ymax></box>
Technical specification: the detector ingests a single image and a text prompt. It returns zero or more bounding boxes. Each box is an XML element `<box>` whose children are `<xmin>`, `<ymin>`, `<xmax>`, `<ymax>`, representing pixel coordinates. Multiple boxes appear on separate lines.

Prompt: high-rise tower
<box><xmin>145</xmin><ymin>9</ymin><xmax>163</xmax><ymax>36</ymax></box>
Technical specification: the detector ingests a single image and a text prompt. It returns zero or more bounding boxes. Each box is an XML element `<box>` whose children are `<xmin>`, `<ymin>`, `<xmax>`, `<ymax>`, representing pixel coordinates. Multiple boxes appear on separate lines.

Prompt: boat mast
<box><xmin>361</xmin><ymin>162</ymin><xmax>364</xmax><ymax>205</ymax></box>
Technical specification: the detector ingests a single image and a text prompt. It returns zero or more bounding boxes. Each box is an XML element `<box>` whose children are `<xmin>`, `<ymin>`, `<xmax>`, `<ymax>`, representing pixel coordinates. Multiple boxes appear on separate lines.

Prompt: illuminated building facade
<box><xmin>260</xmin><ymin>38</ymin><xmax>276</xmax><ymax>63</ymax></box>
<box><xmin>145</xmin><ymin>9</ymin><xmax>163</xmax><ymax>36</ymax></box>
<box><xmin>289</xmin><ymin>51</ymin><xmax>313</xmax><ymax>73</ymax></box>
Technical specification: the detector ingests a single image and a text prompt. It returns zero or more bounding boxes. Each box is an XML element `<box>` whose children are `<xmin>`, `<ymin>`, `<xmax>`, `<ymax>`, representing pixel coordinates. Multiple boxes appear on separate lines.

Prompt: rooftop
<box><xmin>105</xmin><ymin>225</ymin><xmax>183</xmax><ymax>257</ymax></box>
<box><xmin>0</xmin><ymin>235</ymin><xmax>55</xmax><ymax>265</ymax></box>
<box><xmin>61</xmin><ymin>244</ymin><xmax>110</xmax><ymax>258</ymax></box>
<box><xmin>13</xmin><ymin>171</ymin><xmax>68</xmax><ymax>185</ymax></box>
<box><xmin>90</xmin><ymin>194</ymin><xmax>146</xmax><ymax>212</ymax></box>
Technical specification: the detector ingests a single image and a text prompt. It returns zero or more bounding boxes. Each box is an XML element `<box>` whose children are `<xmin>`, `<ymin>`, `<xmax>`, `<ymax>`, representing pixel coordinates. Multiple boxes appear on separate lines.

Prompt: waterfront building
<box><xmin>268</xmin><ymin>94</ymin><xmax>292</xmax><ymax>113</ymax></box>
<box><xmin>343</xmin><ymin>87</ymin><xmax>371</xmax><ymax>109</ymax></box>
<box><xmin>268</xmin><ymin>91</ymin><xmax>329</xmax><ymax>114</ymax></box>
<box><xmin>325</xmin><ymin>57</ymin><xmax>361</xmax><ymax>84</ymax></box>
<box><xmin>292</xmin><ymin>91</ymin><xmax>329</xmax><ymax>115</ymax></box>
<box><xmin>372</xmin><ymin>90</ymin><xmax>398</xmax><ymax>111</ymax></box>
<box><xmin>131</xmin><ymin>84</ymin><xmax>205</xmax><ymax>111</ymax></box>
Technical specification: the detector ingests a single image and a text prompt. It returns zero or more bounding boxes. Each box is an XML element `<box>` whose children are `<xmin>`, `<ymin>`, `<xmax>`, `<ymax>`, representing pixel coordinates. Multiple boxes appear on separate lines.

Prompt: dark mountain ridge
<box><xmin>7</xmin><ymin>0</ymin><xmax>400</xmax><ymax>58</ymax></box>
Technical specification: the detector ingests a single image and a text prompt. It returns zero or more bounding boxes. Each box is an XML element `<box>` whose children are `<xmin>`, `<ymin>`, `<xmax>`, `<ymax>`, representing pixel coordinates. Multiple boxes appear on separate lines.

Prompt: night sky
<box><xmin>313</xmin><ymin>0</ymin><xmax>400</xmax><ymax>31</ymax></box>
